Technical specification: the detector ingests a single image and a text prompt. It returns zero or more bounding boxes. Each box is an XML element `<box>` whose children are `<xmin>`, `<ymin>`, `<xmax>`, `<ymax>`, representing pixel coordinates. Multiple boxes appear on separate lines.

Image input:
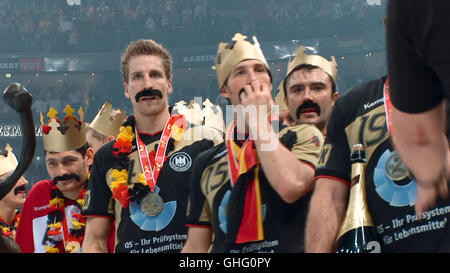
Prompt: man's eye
<box><xmin>313</xmin><ymin>86</ymin><xmax>324</xmax><ymax>91</ymax></box>
<box><xmin>63</xmin><ymin>159</ymin><xmax>76</xmax><ymax>166</ymax></box>
<box><xmin>47</xmin><ymin>162</ymin><xmax>58</xmax><ymax>167</ymax></box>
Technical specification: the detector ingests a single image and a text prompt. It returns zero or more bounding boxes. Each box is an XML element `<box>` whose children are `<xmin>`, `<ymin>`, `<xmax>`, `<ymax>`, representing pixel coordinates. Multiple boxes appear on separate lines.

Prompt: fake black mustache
<box><xmin>53</xmin><ymin>173</ymin><xmax>81</xmax><ymax>185</ymax></box>
<box><xmin>296</xmin><ymin>101</ymin><xmax>321</xmax><ymax>119</ymax></box>
<box><xmin>14</xmin><ymin>185</ymin><xmax>26</xmax><ymax>195</ymax></box>
<box><xmin>135</xmin><ymin>89</ymin><xmax>163</xmax><ymax>102</ymax></box>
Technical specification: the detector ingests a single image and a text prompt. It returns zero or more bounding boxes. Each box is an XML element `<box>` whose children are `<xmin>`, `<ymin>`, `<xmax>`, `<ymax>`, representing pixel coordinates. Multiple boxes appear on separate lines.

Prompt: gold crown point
<box><xmin>0</xmin><ymin>143</ymin><xmax>18</xmax><ymax>176</ymax></box>
<box><xmin>5</xmin><ymin>143</ymin><xmax>12</xmax><ymax>153</ymax></box>
<box><xmin>63</xmin><ymin>104</ymin><xmax>76</xmax><ymax>118</ymax></box>
<box><xmin>90</xmin><ymin>102</ymin><xmax>126</xmax><ymax>137</ymax></box>
<box><xmin>47</xmin><ymin>107</ymin><xmax>58</xmax><ymax>121</ymax></box>
<box><xmin>78</xmin><ymin>107</ymin><xmax>84</xmax><ymax>121</ymax></box>
<box><xmin>274</xmin><ymin>82</ymin><xmax>287</xmax><ymax>112</ymax></box>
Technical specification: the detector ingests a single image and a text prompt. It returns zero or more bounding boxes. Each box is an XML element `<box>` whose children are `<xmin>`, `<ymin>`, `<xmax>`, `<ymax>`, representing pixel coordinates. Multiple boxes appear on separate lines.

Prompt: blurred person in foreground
<box><xmin>386</xmin><ymin>0</ymin><xmax>449</xmax><ymax>216</ymax></box>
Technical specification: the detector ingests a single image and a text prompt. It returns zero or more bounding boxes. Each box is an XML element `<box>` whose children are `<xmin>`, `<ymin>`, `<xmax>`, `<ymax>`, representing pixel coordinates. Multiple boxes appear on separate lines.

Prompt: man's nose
<box><xmin>54</xmin><ymin>163</ymin><xmax>71</xmax><ymax>177</ymax></box>
<box><xmin>303</xmin><ymin>88</ymin><xmax>314</xmax><ymax>101</ymax></box>
<box><xmin>143</xmin><ymin>74</ymin><xmax>154</xmax><ymax>89</ymax></box>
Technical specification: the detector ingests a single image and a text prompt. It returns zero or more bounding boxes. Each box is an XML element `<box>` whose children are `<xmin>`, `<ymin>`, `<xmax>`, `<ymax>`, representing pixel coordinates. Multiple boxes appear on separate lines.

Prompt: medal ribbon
<box><xmin>383</xmin><ymin>77</ymin><xmax>394</xmax><ymax>137</ymax></box>
<box><xmin>135</xmin><ymin>114</ymin><xmax>185</xmax><ymax>192</ymax></box>
<box><xmin>225</xmin><ymin>121</ymin><xmax>264</xmax><ymax>243</ymax></box>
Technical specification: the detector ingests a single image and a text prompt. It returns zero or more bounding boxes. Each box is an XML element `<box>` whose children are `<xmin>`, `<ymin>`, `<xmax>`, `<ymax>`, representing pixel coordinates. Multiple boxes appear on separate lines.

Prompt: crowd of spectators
<box><xmin>0</xmin><ymin>0</ymin><xmax>386</xmax><ymax>53</ymax></box>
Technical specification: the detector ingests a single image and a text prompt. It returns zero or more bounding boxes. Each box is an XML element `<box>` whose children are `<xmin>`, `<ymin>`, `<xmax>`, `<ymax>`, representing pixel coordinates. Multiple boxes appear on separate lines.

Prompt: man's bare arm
<box><xmin>181</xmin><ymin>227</ymin><xmax>212</xmax><ymax>253</ymax></box>
<box><xmin>305</xmin><ymin>178</ymin><xmax>348</xmax><ymax>252</ymax></box>
<box><xmin>82</xmin><ymin>217</ymin><xmax>111</xmax><ymax>253</ymax></box>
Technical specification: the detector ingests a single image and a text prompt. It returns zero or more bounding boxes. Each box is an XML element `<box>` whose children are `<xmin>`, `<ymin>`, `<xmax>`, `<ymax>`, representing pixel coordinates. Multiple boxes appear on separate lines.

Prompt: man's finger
<box><xmin>415</xmin><ymin>185</ymin><xmax>438</xmax><ymax>218</ymax></box>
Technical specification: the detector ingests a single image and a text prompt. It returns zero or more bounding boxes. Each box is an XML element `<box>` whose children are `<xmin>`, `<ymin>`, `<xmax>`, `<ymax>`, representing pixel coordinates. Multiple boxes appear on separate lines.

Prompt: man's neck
<box><xmin>0</xmin><ymin>204</ymin><xmax>16</xmax><ymax>225</ymax></box>
<box><xmin>135</xmin><ymin>109</ymin><xmax>171</xmax><ymax>134</ymax></box>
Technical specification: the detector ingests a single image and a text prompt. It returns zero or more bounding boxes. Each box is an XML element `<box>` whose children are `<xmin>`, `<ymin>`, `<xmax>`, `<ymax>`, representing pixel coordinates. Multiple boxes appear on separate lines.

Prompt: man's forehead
<box><xmin>128</xmin><ymin>55</ymin><xmax>164</xmax><ymax>71</ymax></box>
<box><xmin>289</xmin><ymin>67</ymin><xmax>331</xmax><ymax>83</ymax></box>
<box><xmin>46</xmin><ymin>150</ymin><xmax>81</xmax><ymax>160</ymax></box>
<box><xmin>232</xmin><ymin>59</ymin><xmax>267</xmax><ymax>70</ymax></box>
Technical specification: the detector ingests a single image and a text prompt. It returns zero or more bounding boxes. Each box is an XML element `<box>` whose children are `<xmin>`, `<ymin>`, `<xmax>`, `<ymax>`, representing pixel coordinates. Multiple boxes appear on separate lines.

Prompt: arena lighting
<box><xmin>5</xmin><ymin>73</ymin><xmax>11</xmax><ymax>78</ymax></box>
<box><xmin>66</xmin><ymin>0</ymin><xmax>81</xmax><ymax>6</ymax></box>
<box><xmin>304</xmin><ymin>46</ymin><xmax>318</xmax><ymax>54</ymax></box>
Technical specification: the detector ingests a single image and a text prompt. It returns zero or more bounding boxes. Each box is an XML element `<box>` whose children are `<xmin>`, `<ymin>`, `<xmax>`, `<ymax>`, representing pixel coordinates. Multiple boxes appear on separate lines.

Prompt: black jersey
<box><xmin>316</xmin><ymin>76</ymin><xmax>450</xmax><ymax>252</ymax></box>
<box><xmin>187</xmin><ymin>123</ymin><xmax>323</xmax><ymax>253</ymax></box>
<box><xmin>82</xmin><ymin>123</ymin><xmax>221</xmax><ymax>253</ymax></box>
<box><xmin>387</xmin><ymin>0</ymin><xmax>450</xmax><ymax>114</ymax></box>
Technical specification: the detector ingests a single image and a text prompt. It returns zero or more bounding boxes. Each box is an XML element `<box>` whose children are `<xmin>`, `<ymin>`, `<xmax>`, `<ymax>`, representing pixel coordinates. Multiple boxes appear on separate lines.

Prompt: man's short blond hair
<box><xmin>120</xmin><ymin>39</ymin><xmax>173</xmax><ymax>83</ymax></box>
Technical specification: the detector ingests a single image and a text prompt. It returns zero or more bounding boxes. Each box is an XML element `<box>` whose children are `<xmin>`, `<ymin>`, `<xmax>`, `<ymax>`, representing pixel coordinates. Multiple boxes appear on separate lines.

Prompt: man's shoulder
<box><xmin>182</xmin><ymin>123</ymin><xmax>224</xmax><ymax>145</ymax></box>
<box><xmin>95</xmin><ymin>140</ymin><xmax>115</xmax><ymax>159</ymax></box>
<box><xmin>338</xmin><ymin>76</ymin><xmax>386</xmax><ymax>106</ymax></box>
<box><xmin>30</xmin><ymin>179</ymin><xmax>53</xmax><ymax>191</ymax></box>
<box><xmin>279</xmin><ymin>124</ymin><xmax>323</xmax><ymax>147</ymax></box>
<box><xmin>25</xmin><ymin>180</ymin><xmax>53</xmax><ymax>206</ymax></box>
<box><xmin>193</xmin><ymin>142</ymin><xmax>226</xmax><ymax>167</ymax></box>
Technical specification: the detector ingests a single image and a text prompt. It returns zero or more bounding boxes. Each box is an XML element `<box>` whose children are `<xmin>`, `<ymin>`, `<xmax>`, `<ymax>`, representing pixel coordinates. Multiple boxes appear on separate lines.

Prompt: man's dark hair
<box><xmin>283</xmin><ymin>64</ymin><xmax>337</xmax><ymax>98</ymax></box>
<box><xmin>45</xmin><ymin>143</ymin><xmax>89</xmax><ymax>158</ymax></box>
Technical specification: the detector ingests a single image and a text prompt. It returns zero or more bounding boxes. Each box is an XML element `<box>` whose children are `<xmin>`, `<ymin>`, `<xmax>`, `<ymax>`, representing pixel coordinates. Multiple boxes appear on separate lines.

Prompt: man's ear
<box><xmin>167</xmin><ymin>79</ymin><xmax>173</xmax><ymax>95</ymax></box>
<box><xmin>220</xmin><ymin>85</ymin><xmax>230</xmax><ymax>99</ymax></box>
<box><xmin>124</xmin><ymin>82</ymin><xmax>130</xmax><ymax>99</ymax></box>
<box><xmin>331</xmin><ymin>91</ymin><xmax>339</xmax><ymax>106</ymax></box>
<box><xmin>283</xmin><ymin>93</ymin><xmax>289</xmax><ymax>106</ymax></box>
<box><xmin>85</xmin><ymin>147</ymin><xmax>95</xmax><ymax>166</ymax></box>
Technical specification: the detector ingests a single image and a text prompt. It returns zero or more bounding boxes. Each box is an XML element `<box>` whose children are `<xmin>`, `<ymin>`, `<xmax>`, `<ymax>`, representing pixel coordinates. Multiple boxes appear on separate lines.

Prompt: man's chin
<box><xmin>298</xmin><ymin>115</ymin><xmax>319</xmax><ymax>125</ymax></box>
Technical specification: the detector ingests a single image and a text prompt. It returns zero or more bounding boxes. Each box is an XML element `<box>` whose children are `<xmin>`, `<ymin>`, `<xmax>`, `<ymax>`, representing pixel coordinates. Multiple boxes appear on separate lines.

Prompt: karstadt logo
<box><xmin>169</xmin><ymin>152</ymin><xmax>192</xmax><ymax>172</ymax></box>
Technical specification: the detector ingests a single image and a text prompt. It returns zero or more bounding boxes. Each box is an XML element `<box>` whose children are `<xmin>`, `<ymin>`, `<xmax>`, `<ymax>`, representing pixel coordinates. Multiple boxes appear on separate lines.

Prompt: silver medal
<box><xmin>385</xmin><ymin>151</ymin><xmax>409</xmax><ymax>181</ymax></box>
<box><xmin>140</xmin><ymin>192</ymin><xmax>164</xmax><ymax>216</ymax></box>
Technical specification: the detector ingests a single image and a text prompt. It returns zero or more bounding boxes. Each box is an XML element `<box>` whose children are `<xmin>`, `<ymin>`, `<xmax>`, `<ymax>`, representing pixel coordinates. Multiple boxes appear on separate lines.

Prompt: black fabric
<box><xmin>225</xmin><ymin>166</ymin><xmax>256</xmax><ymax>243</ymax></box>
<box><xmin>386</xmin><ymin>0</ymin><xmax>450</xmax><ymax>113</ymax></box>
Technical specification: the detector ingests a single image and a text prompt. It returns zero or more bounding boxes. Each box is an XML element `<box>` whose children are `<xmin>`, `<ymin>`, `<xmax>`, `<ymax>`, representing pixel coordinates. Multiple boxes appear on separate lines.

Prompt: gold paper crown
<box><xmin>274</xmin><ymin>82</ymin><xmax>287</xmax><ymax>112</ymax></box>
<box><xmin>172</xmin><ymin>98</ymin><xmax>225</xmax><ymax>133</ymax></box>
<box><xmin>0</xmin><ymin>144</ymin><xmax>18</xmax><ymax>177</ymax></box>
<box><xmin>286</xmin><ymin>46</ymin><xmax>338</xmax><ymax>84</ymax></box>
<box><xmin>40</xmin><ymin>105</ymin><xmax>87</xmax><ymax>152</ymax></box>
<box><xmin>215</xmin><ymin>33</ymin><xmax>270</xmax><ymax>88</ymax></box>
<box><xmin>90</xmin><ymin>102</ymin><xmax>126</xmax><ymax>137</ymax></box>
